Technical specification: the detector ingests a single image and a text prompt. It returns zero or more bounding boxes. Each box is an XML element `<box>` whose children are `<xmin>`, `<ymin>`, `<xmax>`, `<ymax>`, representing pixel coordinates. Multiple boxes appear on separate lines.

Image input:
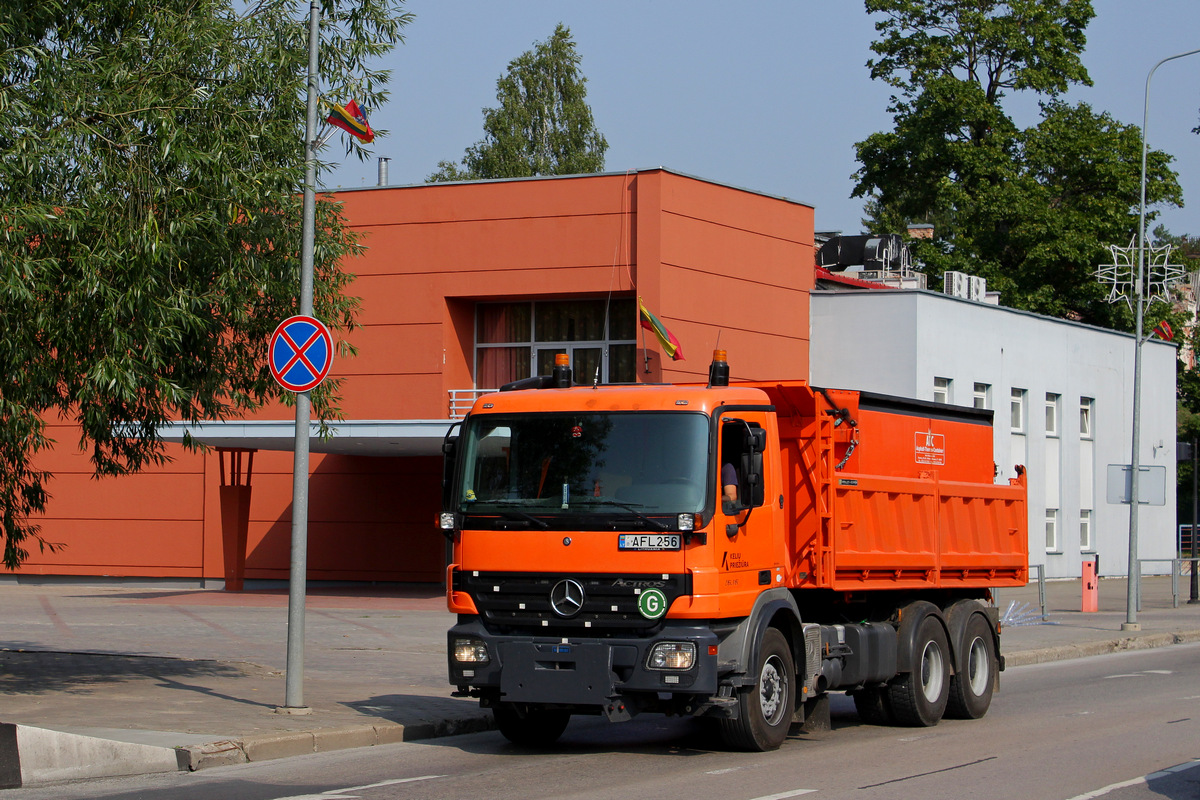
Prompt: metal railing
<box><xmin>1030</xmin><ymin>563</ymin><xmax>1046</xmax><ymax>618</ymax></box>
<box><xmin>448</xmin><ymin>389</ymin><xmax>495</xmax><ymax>420</ymax></box>
<box><xmin>1134</xmin><ymin>558</ymin><xmax>1193</xmax><ymax>610</ymax></box>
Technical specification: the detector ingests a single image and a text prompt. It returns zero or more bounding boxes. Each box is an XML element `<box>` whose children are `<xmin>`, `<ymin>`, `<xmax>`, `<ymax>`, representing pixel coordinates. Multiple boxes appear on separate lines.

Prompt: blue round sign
<box><xmin>269</xmin><ymin>315</ymin><xmax>333</xmax><ymax>392</ymax></box>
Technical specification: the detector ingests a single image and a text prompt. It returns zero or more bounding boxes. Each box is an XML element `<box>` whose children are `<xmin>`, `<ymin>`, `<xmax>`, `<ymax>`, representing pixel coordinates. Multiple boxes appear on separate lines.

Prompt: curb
<box><xmin>179</xmin><ymin>713</ymin><xmax>494</xmax><ymax>771</ymax></box>
<box><xmin>0</xmin><ymin>724</ymin><xmax>186</xmax><ymax>789</ymax></box>
<box><xmin>1003</xmin><ymin>629</ymin><xmax>1200</xmax><ymax>668</ymax></box>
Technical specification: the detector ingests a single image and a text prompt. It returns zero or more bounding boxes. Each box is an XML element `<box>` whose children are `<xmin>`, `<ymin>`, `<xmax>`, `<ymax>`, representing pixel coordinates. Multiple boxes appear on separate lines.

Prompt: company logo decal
<box><xmin>915</xmin><ymin>431</ymin><xmax>946</xmax><ymax>465</ymax></box>
<box><xmin>549</xmin><ymin>579</ymin><xmax>585</xmax><ymax>618</ymax></box>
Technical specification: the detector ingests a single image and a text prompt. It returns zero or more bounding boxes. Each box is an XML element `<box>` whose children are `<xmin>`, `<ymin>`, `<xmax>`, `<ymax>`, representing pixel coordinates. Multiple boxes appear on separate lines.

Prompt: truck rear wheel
<box><xmin>886</xmin><ymin>615</ymin><xmax>950</xmax><ymax>727</ymax></box>
<box><xmin>946</xmin><ymin>613</ymin><xmax>996</xmax><ymax>719</ymax></box>
<box><xmin>720</xmin><ymin>627</ymin><xmax>793</xmax><ymax>751</ymax></box>
<box><xmin>493</xmin><ymin>704</ymin><xmax>571</xmax><ymax>747</ymax></box>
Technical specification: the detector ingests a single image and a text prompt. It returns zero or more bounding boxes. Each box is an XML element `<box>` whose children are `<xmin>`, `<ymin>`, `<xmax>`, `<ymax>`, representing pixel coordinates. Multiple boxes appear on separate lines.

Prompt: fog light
<box><xmin>453</xmin><ymin>638</ymin><xmax>489</xmax><ymax>664</ymax></box>
<box><xmin>647</xmin><ymin>641</ymin><xmax>696</xmax><ymax>670</ymax></box>
<box><xmin>677</xmin><ymin>513</ymin><xmax>695</xmax><ymax>531</ymax></box>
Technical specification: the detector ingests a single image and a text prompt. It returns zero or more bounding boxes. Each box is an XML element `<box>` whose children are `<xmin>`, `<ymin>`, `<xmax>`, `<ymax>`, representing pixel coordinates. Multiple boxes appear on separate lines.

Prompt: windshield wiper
<box><xmin>495</xmin><ymin>509</ymin><xmax>549</xmax><ymax>529</ymax></box>
<box><xmin>571</xmin><ymin>499</ymin><xmax>668</xmax><ymax>531</ymax></box>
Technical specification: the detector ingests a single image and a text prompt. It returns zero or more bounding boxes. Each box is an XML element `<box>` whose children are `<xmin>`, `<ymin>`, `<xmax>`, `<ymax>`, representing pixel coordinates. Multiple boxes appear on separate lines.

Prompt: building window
<box><xmin>1080</xmin><ymin>397</ymin><xmax>1094</xmax><ymax>439</ymax></box>
<box><xmin>933</xmin><ymin>377</ymin><xmax>951</xmax><ymax>404</ymax></box>
<box><xmin>475</xmin><ymin>298</ymin><xmax>637</xmax><ymax>387</ymax></box>
<box><xmin>1045</xmin><ymin>393</ymin><xmax>1060</xmax><ymax>438</ymax></box>
<box><xmin>1045</xmin><ymin>509</ymin><xmax>1059</xmax><ymax>552</ymax></box>
<box><xmin>1011</xmin><ymin>388</ymin><xmax>1026</xmax><ymax>433</ymax></box>
<box><xmin>1080</xmin><ymin>509</ymin><xmax>1092</xmax><ymax>551</ymax></box>
<box><xmin>973</xmin><ymin>382</ymin><xmax>991</xmax><ymax>410</ymax></box>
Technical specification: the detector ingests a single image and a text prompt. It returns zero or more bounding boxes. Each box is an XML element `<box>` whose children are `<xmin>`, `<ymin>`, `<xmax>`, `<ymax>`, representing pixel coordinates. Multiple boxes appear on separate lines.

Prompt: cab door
<box><xmin>715</xmin><ymin>410</ymin><xmax>782</xmax><ymax>615</ymax></box>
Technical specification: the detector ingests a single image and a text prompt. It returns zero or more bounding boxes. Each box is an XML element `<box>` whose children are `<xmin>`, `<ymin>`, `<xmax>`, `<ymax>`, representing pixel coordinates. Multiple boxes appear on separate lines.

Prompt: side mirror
<box><xmin>441</xmin><ymin>423</ymin><xmax>461</xmax><ymax>512</ymax></box>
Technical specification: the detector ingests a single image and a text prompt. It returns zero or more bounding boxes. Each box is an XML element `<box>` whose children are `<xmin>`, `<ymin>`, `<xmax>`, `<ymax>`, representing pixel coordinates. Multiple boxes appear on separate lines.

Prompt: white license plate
<box><xmin>618</xmin><ymin>534</ymin><xmax>681</xmax><ymax>551</ymax></box>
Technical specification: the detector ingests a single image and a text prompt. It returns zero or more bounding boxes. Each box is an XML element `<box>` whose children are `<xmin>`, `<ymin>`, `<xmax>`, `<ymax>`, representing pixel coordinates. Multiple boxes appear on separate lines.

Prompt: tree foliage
<box><xmin>855</xmin><ymin>0</ymin><xmax>1182</xmax><ymax>327</ymax></box>
<box><xmin>429</xmin><ymin>23</ymin><xmax>608</xmax><ymax>182</ymax></box>
<box><xmin>0</xmin><ymin>0</ymin><xmax>411</xmax><ymax>568</ymax></box>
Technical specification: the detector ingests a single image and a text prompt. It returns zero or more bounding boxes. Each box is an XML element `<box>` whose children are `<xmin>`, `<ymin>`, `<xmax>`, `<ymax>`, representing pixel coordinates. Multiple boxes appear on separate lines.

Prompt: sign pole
<box><xmin>280</xmin><ymin>0</ymin><xmax>322</xmax><ymax>714</ymax></box>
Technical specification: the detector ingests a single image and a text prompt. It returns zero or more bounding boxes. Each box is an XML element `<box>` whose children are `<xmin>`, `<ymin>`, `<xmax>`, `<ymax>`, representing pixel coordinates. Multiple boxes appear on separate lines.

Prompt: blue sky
<box><xmin>325</xmin><ymin>1</ymin><xmax>1200</xmax><ymax>239</ymax></box>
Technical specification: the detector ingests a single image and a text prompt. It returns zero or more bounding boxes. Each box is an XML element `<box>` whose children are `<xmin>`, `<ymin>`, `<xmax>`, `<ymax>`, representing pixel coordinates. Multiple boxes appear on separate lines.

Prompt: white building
<box><xmin>810</xmin><ymin>288</ymin><xmax>1178</xmax><ymax>580</ymax></box>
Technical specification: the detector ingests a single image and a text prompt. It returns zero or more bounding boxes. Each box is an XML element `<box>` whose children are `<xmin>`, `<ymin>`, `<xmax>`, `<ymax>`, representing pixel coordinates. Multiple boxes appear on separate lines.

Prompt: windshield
<box><xmin>456</xmin><ymin>412</ymin><xmax>710</xmax><ymax>515</ymax></box>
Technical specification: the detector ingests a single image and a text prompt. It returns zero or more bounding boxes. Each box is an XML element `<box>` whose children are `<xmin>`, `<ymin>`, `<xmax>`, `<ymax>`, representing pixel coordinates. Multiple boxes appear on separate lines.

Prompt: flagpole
<box><xmin>639</xmin><ymin>296</ymin><xmax>651</xmax><ymax>374</ymax></box>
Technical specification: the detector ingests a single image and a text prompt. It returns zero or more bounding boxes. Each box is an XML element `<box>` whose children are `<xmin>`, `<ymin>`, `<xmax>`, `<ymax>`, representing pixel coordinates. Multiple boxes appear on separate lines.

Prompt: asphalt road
<box><xmin>8</xmin><ymin>644</ymin><xmax>1200</xmax><ymax>800</ymax></box>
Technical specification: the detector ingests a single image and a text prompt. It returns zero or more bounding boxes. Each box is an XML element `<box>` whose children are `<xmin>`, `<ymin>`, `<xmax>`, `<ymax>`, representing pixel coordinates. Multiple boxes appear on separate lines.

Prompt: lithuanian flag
<box><xmin>325</xmin><ymin>99</ymin><xmax>374</xmax><ymax>144</ymax></box>
<box><xmin>639</xmin><ymin>297</ymin><xmax>684</xmax><ymax>361</ymax></box>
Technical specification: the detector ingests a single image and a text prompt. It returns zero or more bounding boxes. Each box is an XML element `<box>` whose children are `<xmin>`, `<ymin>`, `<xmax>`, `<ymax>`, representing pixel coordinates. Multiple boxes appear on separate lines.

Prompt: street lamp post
<box><xmin>1123</xmin><ymin>47</ymin><xmax>1200</xmax><ymax>631</ymax></box>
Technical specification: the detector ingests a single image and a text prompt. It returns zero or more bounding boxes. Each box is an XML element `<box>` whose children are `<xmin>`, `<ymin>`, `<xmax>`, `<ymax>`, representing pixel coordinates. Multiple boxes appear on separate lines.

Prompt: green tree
<box><xmin>0</xmin><ymin>0</ymin><xmax>411</xmax><ymax>568</ymax></box>
<box><xmin>854</xmin><ymin>0</ymin><xmax>1182</xmax><ymax>327</ymax></box>
<box><xmin>429</xmin><ymin>23</ymin><xmax>608</xmax><ymax>182</ymax></box>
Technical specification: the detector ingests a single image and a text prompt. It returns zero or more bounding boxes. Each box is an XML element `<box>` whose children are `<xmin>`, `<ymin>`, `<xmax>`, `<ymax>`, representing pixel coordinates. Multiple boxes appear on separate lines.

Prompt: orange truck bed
<box><xmin>757</xmin><ymin>382</ymin><xmax>1029</xmax><ymax>593</ymax></box>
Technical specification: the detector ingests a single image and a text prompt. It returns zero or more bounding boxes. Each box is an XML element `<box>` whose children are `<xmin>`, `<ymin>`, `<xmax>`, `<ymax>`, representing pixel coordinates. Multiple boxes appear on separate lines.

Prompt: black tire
<box><xmin>719</xmin><ymin>628</ymin><xmax>794</xmax><ymax>751</ymax></box>
<box><xmin>493</xmin><ymin>705</ymin><xmax>571</xmax><ymax>747</ymax></box>
<box><xmin>945</xmin><ymin>613</ymin><xmax>996</xmax><ymax>719</ymax></box>
<box><xmin>886</xmin><ymin>615</ymin><xmax>950</xmax><ymax>727</ymax></box>
<box><xmin>852</xmin><ymin>686</ymin><xmax>895</xmax><ymax>725</ymax></box>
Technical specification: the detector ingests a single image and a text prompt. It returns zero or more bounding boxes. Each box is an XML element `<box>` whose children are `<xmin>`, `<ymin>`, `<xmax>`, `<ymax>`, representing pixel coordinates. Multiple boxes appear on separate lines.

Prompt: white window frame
<box><xmin>1080</xmin><ymin>509</ymin><xmax>1092</xmax><ymax>551</ymax></box>
<box><xmin>973</xmin><ymin>382</ymin><xmax>991</xmax><ymax>410</ymax></box>
<box><xmin>1011</xmin><ymin>388</ymin><xmax>1026</xmax><ymax>434</ymax></box>
<box><xmin>1045</xmin><ymin>393</ymin><xmax>1060</xmax><ymax>438</ymax></box>
<box><xmin>1080</xmin><ymin>397</ymin><xmax>1094</xmax><ymax>440</ymax></box>
<box><xmin>933</xmin><ymin>376</ymin><xmax>951</xmax><ymax>405</ymax></box>
<box><xmin>1045</xmin><ymin>508</ymin><xmax>1060</xmax><ymax>553</ymax></box>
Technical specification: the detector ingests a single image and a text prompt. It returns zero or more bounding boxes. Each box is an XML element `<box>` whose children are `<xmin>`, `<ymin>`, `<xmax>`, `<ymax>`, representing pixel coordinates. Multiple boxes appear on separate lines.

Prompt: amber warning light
<box><xmin>552</xmin><ymin>352</ymin><xmax>573</xmax><ymax>388</ymax></box>
<box><xmin>709</xmin><ymin>349</ymin><xmax>729</xmax><ymax>387</ymax></box>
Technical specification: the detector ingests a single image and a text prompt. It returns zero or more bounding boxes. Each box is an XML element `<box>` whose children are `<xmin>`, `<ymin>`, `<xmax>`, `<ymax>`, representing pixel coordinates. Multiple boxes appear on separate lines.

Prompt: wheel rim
<box><xmin>966</xmin><ymin>635</ymin><xmax>990</xmax><ymax>696</ymax></box>
<box><xmin>919</xmin><ymin>639</ymin><xmax>945</xmax><ymax>703</ymax></box>
<box><xmin>759</xmin><ymin>654</ymin><xmax>788</xmax><ymax>726</ymax></box>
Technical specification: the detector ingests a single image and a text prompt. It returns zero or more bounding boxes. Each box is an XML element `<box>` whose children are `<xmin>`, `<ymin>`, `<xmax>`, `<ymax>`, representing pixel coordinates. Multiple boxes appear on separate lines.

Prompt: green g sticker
<box><xmin>637</xmin><ymin>588</ymin><xmax>668</xmax><ymax>619</ymax></box>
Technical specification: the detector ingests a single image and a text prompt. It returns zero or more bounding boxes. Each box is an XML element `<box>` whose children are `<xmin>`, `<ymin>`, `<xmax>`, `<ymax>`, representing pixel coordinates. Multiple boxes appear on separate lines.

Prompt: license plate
<box><xmin>618</xmin><ymin>534</ymin><xmax>681</xmax><ymax>551</ymax></box>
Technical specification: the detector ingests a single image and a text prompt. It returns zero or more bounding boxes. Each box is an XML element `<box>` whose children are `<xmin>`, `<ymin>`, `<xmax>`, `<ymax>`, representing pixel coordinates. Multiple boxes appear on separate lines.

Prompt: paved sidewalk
<box><xmin>2</xmin><ymin>573</ymin><xmax>1199</xmax><ymax>786</ymax></box>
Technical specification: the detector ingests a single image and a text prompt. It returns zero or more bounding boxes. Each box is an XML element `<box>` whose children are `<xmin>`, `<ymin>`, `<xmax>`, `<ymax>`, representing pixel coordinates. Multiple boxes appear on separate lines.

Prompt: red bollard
<box><xmin>1082</xmin><ymin>558</ymin><xmax>1099</xmax><ymax>612</ymax></box>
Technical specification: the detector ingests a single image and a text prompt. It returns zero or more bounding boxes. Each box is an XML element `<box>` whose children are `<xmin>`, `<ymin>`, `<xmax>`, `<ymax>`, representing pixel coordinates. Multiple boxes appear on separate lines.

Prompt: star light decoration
<box><xmin>1097</xmin><ymin>237</ymin><xmax>1187</xmax><ymax>311</ymax></box>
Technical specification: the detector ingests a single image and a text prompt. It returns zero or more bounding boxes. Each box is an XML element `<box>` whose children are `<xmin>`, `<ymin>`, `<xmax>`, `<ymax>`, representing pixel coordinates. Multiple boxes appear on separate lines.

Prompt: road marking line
<box><xmin>270</xmin><ymin>775</ymin><xmax>445</xmax><ymax>800</ymax></box>
<box><xmin>1064</xmin><ymin>760</ymin><xmax>1200</xmax><ymax>800</ymax></box>
<box><xmin>745</xmin><ymin>790</ymin><xmax>817</xmax><ymax>800</ymax></box>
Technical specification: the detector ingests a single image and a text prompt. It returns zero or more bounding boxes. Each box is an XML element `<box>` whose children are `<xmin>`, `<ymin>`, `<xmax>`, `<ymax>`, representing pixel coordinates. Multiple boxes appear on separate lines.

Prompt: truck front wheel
<box><xmin>493</xmin><ymin>704</ymin><xmax>571</xmax><ymax>747</ymax></box>
<box><xmin>720</xmin><ymin>627</ymin><xmax>794</xmax><ymax>751</ymax></box>
<box><xmin>886</xmin><ymin>615</ymin><xmax>950</xmax><ymax>726</ymax></box>
<box><xmin>945</xmin><ymin>613</ymin><xmax>996</xmax><ymax>719</ymax></box>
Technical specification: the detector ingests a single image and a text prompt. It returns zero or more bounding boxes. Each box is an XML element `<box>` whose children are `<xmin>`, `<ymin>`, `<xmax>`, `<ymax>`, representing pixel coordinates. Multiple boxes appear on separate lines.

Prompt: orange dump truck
<box><xmin>441</xmin><ymin>352</ymin><xmax>1028</xmax><ymax>750</ymax></box>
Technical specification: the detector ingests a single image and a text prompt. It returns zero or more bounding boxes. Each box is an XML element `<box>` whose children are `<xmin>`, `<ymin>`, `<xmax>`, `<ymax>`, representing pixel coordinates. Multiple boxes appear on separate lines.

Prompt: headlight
<box><xmin>647</xmin><ymin>641</ymin><xmax>696</xmax><ymax>670</ymax></box>
<box><xmin>677</xmin><ymin>513</ymin><xmax>695</xmax><ymax>531</ymax></box>
<box><xmin>453</xmin><ymin>637</ymin><xmax>489</xmax><ymax>664</ymax></box>
<box><xmin>439</xmin><ymin>512</ymin><xmax>456</xmax><ymax>531</ymax></box>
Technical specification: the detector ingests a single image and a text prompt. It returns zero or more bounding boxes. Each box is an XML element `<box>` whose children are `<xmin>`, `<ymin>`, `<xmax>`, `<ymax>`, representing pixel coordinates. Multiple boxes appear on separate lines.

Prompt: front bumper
<box><xmin>448</xmin><ymin>617</ymin><xmax>720</xmax><ymax>713</ymax></box>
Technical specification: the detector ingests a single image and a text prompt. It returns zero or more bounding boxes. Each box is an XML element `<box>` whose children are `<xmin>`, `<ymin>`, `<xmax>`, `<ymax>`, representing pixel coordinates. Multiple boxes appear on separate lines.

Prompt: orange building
<box><xmin>18</xmin><ymin>169</ymin><xmax>815</xmax><ymax>586</ymax></box>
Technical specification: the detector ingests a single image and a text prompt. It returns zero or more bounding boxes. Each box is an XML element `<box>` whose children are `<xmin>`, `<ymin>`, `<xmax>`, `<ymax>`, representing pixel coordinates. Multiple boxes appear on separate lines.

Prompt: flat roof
<box><xmin>325</xmin><ymin>166</ymin><xmax>817</xmax><ymax>211</ymax></box>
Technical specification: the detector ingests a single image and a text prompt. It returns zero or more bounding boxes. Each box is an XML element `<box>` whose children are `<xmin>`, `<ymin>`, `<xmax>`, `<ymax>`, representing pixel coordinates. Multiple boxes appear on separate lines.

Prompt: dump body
<box><xmin>444</xmin><ymin>372</ymin><xmax>1029</xmax><ymax>749</ymax></box>
<box><xmin>755</xmin><ymin>381</ymin><xmax>1028</xmax><ymax>594</ymax></box>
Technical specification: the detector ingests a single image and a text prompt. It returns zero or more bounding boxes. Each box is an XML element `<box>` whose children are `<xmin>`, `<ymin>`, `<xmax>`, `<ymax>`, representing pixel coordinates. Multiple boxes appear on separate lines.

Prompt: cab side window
<box><xmin>721</xmin><ymin>420</ymin><xmax>765</xmax><ymax>511</ymax></box>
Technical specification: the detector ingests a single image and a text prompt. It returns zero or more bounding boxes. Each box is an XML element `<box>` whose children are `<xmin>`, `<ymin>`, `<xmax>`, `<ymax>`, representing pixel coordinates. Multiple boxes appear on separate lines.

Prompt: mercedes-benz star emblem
<box><xmin>549</xmin><ymin>579</ymin><xmax>585</xmax><ymax>618</ymax></box>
